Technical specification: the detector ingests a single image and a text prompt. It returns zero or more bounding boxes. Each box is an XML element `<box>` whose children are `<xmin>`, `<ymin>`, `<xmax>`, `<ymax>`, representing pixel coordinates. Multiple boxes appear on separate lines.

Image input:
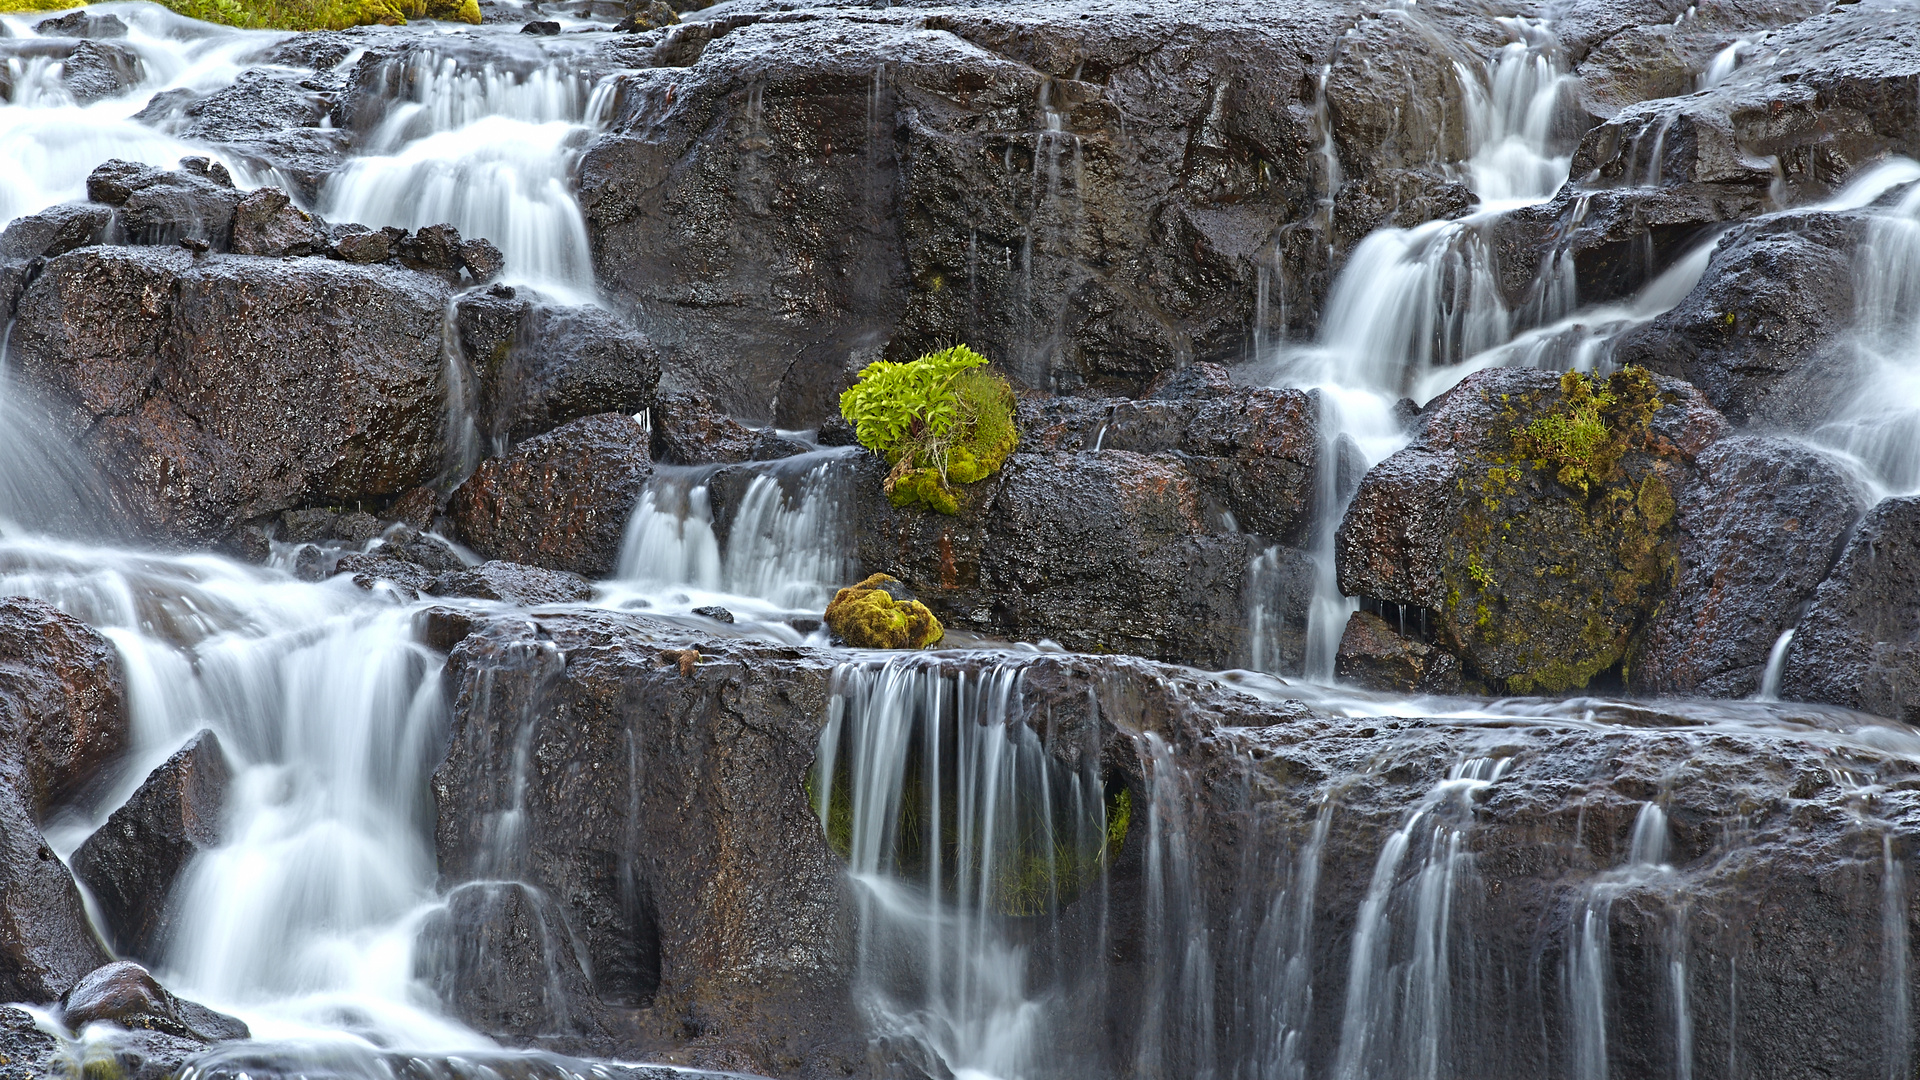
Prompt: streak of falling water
<box><xmin>320</xmin><ymin>51</ymin><xmax>616</xmax><ymax>300</ymax></box>
<box><xmin>1567</xmin><ymin>802</ymin><xmax>1685</xmax><ymax>1080</ymax></box>
<box><xmin>1884</xmin><ymin>834</ymin><xmax>1911</xmax><ymax>1080</ymax></box>
<box><xmin>1756</xmin><ymin>628</ymin><xmax>1796</xmax><ymax>701</ymax></box>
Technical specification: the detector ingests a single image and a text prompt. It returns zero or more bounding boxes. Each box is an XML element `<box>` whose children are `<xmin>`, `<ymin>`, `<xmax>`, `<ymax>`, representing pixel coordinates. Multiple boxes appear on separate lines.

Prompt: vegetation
<box><xmin>0</xmin><ymin>0</ymin><xmax>479</xmax><ymax>30</ymax></box>
<box><xmin>824</xmin><ymin>574</ymin><xmax>945</xmax><ymax>650</ymax></box>
<box><xmin>838</xmin><ymin>345</ymin><xmax>1019</xmax><ymax>515</ymax></box>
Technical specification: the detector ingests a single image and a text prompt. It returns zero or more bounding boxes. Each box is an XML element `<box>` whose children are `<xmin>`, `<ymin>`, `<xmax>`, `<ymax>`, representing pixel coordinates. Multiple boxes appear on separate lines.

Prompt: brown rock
<box><xmin>448</xmin><ymin>413</ymin><xmax>651</xmax><ymax>579</ymax></box>
<box><xmin>1333</xmin><ymin>609</ymin><xmax>1460</xmax><ymax>694</ymax></box>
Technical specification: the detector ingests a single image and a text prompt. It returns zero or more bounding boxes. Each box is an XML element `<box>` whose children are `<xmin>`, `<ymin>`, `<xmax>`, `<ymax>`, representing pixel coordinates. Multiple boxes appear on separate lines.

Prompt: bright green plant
<box><xmin>0</xmin><ymin>0</ymin><xmax>480</xmax><ymax>29</ymax></box>
<box><xmin>840</xmin><ymin>345</ymin><xmax>1019</xmax><ymax>514</ymax></box>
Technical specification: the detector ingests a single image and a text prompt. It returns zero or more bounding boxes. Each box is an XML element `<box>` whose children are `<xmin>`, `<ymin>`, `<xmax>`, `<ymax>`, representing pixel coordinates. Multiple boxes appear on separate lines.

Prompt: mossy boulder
<box><xmin>1336</xmin><ymin>366</ymin><xmax>1729</xmax><ymax>694</ymax></box>
<box><xmin>824</xmin><ymin>574</ymin><xmax>944</xmax><ymax>650</ymax></box>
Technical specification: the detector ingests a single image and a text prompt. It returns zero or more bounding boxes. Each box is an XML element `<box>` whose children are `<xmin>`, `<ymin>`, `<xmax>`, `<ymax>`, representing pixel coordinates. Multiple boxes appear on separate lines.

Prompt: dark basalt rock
<box><xmin>415</xmin><ymin>881</ymin><xmax>602</xmax><ymax>1041</ymax></box>
<box><xmin>133</xmin><ymin>70</ymin><xmax>347</xmax><ymax>202</ymax></box>
<box><xmin>331</xmin><ymin>227</ymin><xmax>391</xmax><ymax>264</ymax></box>
<box><xmin>449</xmin><ymin>413</ymin><xmax>652</xmax><ymax>579</ymax></box>
<box><xmin>58</xmin><ymin>961</ymin><xmax>249</xmax><ymax>1042</ymax></box>
<box><xmin>1633</xmin><ymin>436</ymin><xmax>1865</xmax><ymax>698</ymax></box>
<box><xmin>8</xmin><ymin>246</ymin><xmax>454</xmax><ymax>548</ymax></box>
<box><xmin>1335</xmin><ymin>366</ymin><xmax>1729</xmax><ymax>694</ymax></box>
<box><xmin>70</xmin><ymin>730</ymin><xmax>231</xmax><ymax>964</ymax></box>
<box><xmin>398</xmin><ymin>222</ymin><xmax>465</xmax><ymax>273</ymax></box>
<box><xmin>1333</xmin><ymin>609</ymin><xmax>1460</xmax><ymax>694</ymax></box>
<box><xmin>1614</xmin><ymin>211</ymin><xmax>1869</xmax><ymax>428</ymax></box>
<box><xmin>86</xmin><ymin>159</ymin><xmax>241</xmax><ymax>249</ymax></box>
<box><xmin>36</xmin><ymin>11</ymin><xmax>129</xmax><ymax>37</ymax></box>
<box><xmin>0</xmin><ymin>1006</ymin><xmax>59</xmax><ymax>1078</ymax></box>
<box><xmin>0</xmin><ymin>203</ymin><xmax>112</xmax><ymax>260</ymax></box>
<box><xmin>480</xmin><ymin>304</ymin><xmax>661</xmax><ymax>450</ymax></box>
<box><xmin>459</xmin><ymin>238</ymin><xmax>505</xmax><ymax>283</ymax></box>
<box><xmin>62</xmin><ymin>39</ymin><xmax>141</xmax><ymax>103</ymax></box>
<box><xmin>334</xmin><ymin>553</ymin><xmax>441</xmax><ymax>599</ymax></box>
<box><xmin>229</xmin><ymin>187</ymin><xmax>324</xmax><ymax>257</ymax></box>
<box><xmin>649</xmin><ymin>390</ymin><xmax>784</xmax><ymax>466</ymax></box>
<box><xmin>431</xmin><ymin>561</ymin><xmax>597</xmax><ymax>606</ymax></box>
<box><xmin>1780</xmin><ymin>495</ymin><xmax>1920</xmax><ymax>721</ymax></box>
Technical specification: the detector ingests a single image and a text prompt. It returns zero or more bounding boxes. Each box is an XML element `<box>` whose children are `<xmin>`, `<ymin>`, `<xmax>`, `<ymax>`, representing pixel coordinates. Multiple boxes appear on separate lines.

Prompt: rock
<box><xmin>580</xmin><ymin>2</ymin><xmax>1503</xmax><ymax>422</ymax></box>
<box><xmin>85</xmin><ymin>159</ymin><xmax>241</xmax><ymax>250</ymax></box>
<box><xmin>36</xmin><ymin>11</ymin><xmax>129</xmax><ymax>37</ymax></box>
<box><xmin>520</xmin><ymin>19</ymin><xmax>560</xmax><ymax>34</ymax></box>
<box><xmin>647</xmin><ymin>390</ymin><xmax>762</xmax><ymax>465</ymax></box>
<box><xmin>448</xmin><ymin>413</ymin><xmax>652</xmax><ymax>579</ymax></box>
<box><xmin>58</xmin><ymin>961</ymin><xmax>248</xmax><ymax>1042</ymax></box>
<box><xmin>0</xmin><ymin>203</ymin><xmax>112</xmax><ymax>260</ymax></box>
<box><xmin>434</xmin><ymin>614</ymin><xmax>856</xmax><ymax>1068</ymax></box>
<box><xmin>430</xmin><ymin>561</ymin><xmax>596</xmax><ymax>606</ymax></box>
<box><xmin>1333</xmin><ymin>609</ymin><xmax>1460</xmax><ymax>694</ymax></box>
<box><xmin>61</xmin><ymin>39</ymin><xmax>140</xmax><ymax>102</ymax></box>
<box><xmin>825</xmin><ymin>575</ymin><xmax>942</xmax><ymax>649</ymax></box>
<box><xmin>691</xmin><ymin>605</ymin><xmax>734</xmax><ymax>623</ymax></box>
<box><xmin>397</xmin><ymin>223</ymin><xmax>464</xmax><ymax>273</ymax></box>
<box><xmin>1335</xmin><ymin>366</ymin><xmax>1729</xmax><ymax>694</ymax></box>
<box><xmin>616</xmin><ymin>0</ymin><xmax>679</xmax><ymax>31</ymax></box>
<box><xmin>8</xmin><ymin>246</ymin><xmax>454</xmax><ymax>547</ymax></box>
<box><xmin>334</xmin><ymin>553</ymin><xmax>440</xmax><ymax>599</ymax></box>
<box><xmin>1779</xmin><ymin>496</ymin><xmax>1920</xmax><ymax>721</ymax></box>
<box><xmin>1634</xmin><ymin>437</ymin><xmax>1865</xmax><ymax>698</ymax></box>
<box><xmin>141</xmin><ymin>70</ymin><xmax>348</xmax><ymax>204</ymax></box>
<box><xmin>477</xmin><ymin>304</ymin><xmax>661</xmax><ymax>450</ymax></box>
<box><xmin>0</xmin><ymin>1006</ymin><xmax>59</xmax><ymax>1077</ymax></box>
<box><xmin>70</xmin><ymin>731</ymin><xmax>229</xmax><ymax>964</ymax></box>
<box><xmin>0</xmin><ymin>596</ymin><xmax>127</xmax><ymax>816</ymax></box>
<box><xmin>458</xmin><ymin>238</ymin><xmax>504</xmax><ymax>283</ymax></box>
<box><xmin>229</xmin><ymin>187</ymin><xmax>324</xmax><ymax>257</ymax></box>
<box><xmin>1614</xmin><ymin>211</ymin><xmax>1867</xmax><ymax>428</ymax></box>
<box><xmin>368</xmin><ymin>527</ymin><xmax>466</xmax><ymax>573</ymax></box>
<box><xmin>415</xmin><ymin>881</ymin><xmax>601</xmax><ymax>1041</ymax></box>
<box><xmin>276</xmin><ymin>506</ymin><xmax>383</xmax><ymax>545</ymax></box>
<box><xmin>332</xmin><ymin>228</ymin><xmax>391</xmax><ymax>264</ymax></box>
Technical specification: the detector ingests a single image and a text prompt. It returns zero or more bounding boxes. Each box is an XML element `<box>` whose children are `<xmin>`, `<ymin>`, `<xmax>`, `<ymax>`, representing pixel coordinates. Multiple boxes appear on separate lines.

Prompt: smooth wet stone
<box><xmin>1333</xmin><ymin>609</ymin><xmax>1461</xmax><ymax>694</ymax></box>
<box><xmin>1780</xmin><ymin>495</ymin><xmax>1920</xmax><ymax>721</ymax></box>
<box><xmin>59</xmin><ymin>961</ymin><xmax>248</xmax><ymax>1042</ymax></box>
<box><xmin>415</xmin><ymin>882</ymin><xmax>601</xmax><ymax>1040</ymax></box>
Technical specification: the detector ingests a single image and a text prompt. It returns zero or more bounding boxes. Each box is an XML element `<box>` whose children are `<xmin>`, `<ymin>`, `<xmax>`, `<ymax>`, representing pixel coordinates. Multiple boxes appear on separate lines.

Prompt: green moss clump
<box><xmin>824</xmin><ymin>574</ymin><xmax>945</xmax><ymax>649</ymax></box>
<box><xmin>841</xmin><ymin>345</ymin><xmax>1019</xmax><ymax>515</ymax></box>
<box><xmin>0</xmin><ymin>0</ymin><xmax>480</xmax><ymax>30</ymax></box>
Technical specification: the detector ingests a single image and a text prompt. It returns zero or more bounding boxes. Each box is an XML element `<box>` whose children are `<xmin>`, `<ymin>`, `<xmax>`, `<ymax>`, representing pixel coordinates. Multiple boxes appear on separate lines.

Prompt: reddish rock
<box><xmin>449</xmin><ymin>413</ymin><xmax>652</xmax><ymax>579</ymax></box>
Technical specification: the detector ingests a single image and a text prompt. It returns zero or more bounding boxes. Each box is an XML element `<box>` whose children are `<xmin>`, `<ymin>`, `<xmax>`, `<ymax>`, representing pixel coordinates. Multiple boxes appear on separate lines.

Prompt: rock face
<box><xmin>0</xmin><ymin>597</ymin><xmax>125</xmax><ymax>1003</ymax></box>
<box><xmin>71</xmin><ymin>731</ymin><xmax>231</xmax><ymax>964</ymax></box>
<box><xmin>1335</xmin><ymin>366</ymin><xmax>1729</xmax><ymax>693</ymax></box>
<box><xmin>1614</xmin><ymin>212</ymin><xmax>1868</xmax><ymax>428</ymax></box>
<box><xmin>432</xmin><ymin>613</ymin><xmax>855</xmax><ymax>1070</ymax></box>
<box><xmin>449</xmin><ymin>413</ymin><xmax>652</xmax><ymax>579</ymax></box>
<box><xmin>1333</xmin><ymin>608</ymin><xmax>1460</xmax><ymax>694</ymax></box>
<box><xmin>1780</xmin><ymin>496</ymin><xmax>1920</xmax><ymax>721</ymax></box>
<box><xmin>414</xmin><ymin>881</ymin><xmax>600</xmax><ymax>1042</ymax></box>
<box><xmin>1634</xmin><ymin>437</ymin><xmax>1864</xmax><ymax>698</ymax></box>
<box><xmin>580</xmin><ymin>0</ymin><xmax>1515</xmax><ymax>423</ymax></box>
<box><xmin>8</xmin><ymin>246</ymin><xmax>454</xmax><ymax>547</ymax></box>
<box><xmin>457</xmin><ymin>295</ymin><xmax>662</xmax><ymax>451</ymax></box>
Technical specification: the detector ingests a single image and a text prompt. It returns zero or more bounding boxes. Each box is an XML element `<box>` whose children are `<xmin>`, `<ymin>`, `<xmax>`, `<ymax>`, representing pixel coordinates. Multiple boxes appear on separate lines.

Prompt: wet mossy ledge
<box><xmin>0</xmin><ymin>0</ymin><xmax>479</xmax><ymax>30</ymax></box>
<box><xmin>1337</xmin><ymin>366</ymin><xmax>1728</xmax><ymax>696</ymax></box>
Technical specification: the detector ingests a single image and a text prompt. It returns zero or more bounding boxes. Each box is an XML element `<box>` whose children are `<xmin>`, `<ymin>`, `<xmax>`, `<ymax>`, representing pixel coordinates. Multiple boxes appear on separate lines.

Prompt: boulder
<box><xmin>1633</xmin><ymin>437</ymin><xmax>1864</xmax><ymax>698</ymax></box>
<box><xmin>332</xmin><ymin>228</ymin><xmax>391</xmax><ymax>264</ymax></box>
<box><xmin>0</xmin><ymin>596</ymin><xmax>128</xmax><ymax>816</ymax></box>
<box><xmin>430</xmin><ymin>561</ymin><xmax>597</xmax><ymax>606</ymax></box>
<box><xmin>367</xmin><ymin>527</ymin><xmax>466</xmax><ymax>574</ymax></box>
<box><xmin>333</xmin><ymin>553</ymin><xmax>440</xmax><ymax>599</ymax></box>
<box><xmin>132</xmin><ymin>69</ymin><xmax>349</xmax><ymax>203</ymax></box>
<box><xmin>61</xmin><ymin>40</ymin><xmax>140</xmax><ymax>103</ymax></box>
<box><xmin>0</xmin><ymin>1006</ymin><xmax>59</xmax><ymax>1078</ymax></box>
<box><xmin>1333</xmin><ymin>609</ymin><xmax>1460</xmax><ymax>694</ymax></box>
<box><xmin>0</xmin><ymin>203</ymin><xmax>112</xmax><ymax>261</ymax></box>
<box><xmin>8</xmin><ymin>246</ymin><xmax>455</xmax><ymax>547</ymax></box>
<box><xmin>414</xmin><ymin>881</ymin><xmax>601</xmax><ymax>1041</ymax></box>
<box><xmin>474</xmin><ymin>303</ymin><xmax>661</xmax><ymax>450</ymax></box>
<box><xmin>824</xmin><ymin>574</ymin><xmax>943</xmax><ymax>649</ymax></box>
<box><xmin>85</xmin><ymin>159</ymin><xmax>241</xmax><ymax>249</ymax></box>
<box><xmin>1335</xmin><ymin>366</ymin><xmax>1729</xmax><ymax>694</ymax></box>
<box><xmin>449</xmin><ymin>413</ymin><xmax>652</xmax><ymax>579</ymax></box>
<box><xmin>36</xmin><ymin>11</ymin><xmax>130</xmax><ymax>37</ymax></box>
<box><xmin>0</xmin><ymin>788</ymin><xmax>111</xmax><ymax>1004</ymax></box>
<box><xmin>57</xmin><ymin>961</ymin><xmax>248</xmax><ymax>1042</ymax></box>
<box><xmin>70</xmin><ymin>731</ymin><xmax>231</xmax><ymax>963</ymax></box>
<box><xmin>648</xmin><ymin>390</ymin><xmax>762</xmax><ymax>465</ymax></box>
<box><xmin>229</xmin><ymin>187</ymin><xmax>324</xmax><ymax>257</ymax></box>
<box><xmin>1779</xmin><ymin>496</ymin><xmax>1920</xmax><ymax>721</ymax></box>
<box><xmin>1614</xmin><ymin>211</ymin><xmax>1868</xmax><ymax>428</ymax></box>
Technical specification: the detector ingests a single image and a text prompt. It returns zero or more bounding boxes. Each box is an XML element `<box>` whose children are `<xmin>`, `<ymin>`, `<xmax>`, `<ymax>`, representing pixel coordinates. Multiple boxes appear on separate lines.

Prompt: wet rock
<box><xmin>1780</xmin><ymin>495</ymin><xmax>1920</xmax><ymax>721</ymax></box>
<box><xmin>277</xmin><ymin>506</ymin><xmax>384</xmax><ymax>545</ymax></box>
<box><xmin>140</xmin><ymin>70</ymin><xmax>346</xmax><ymax>203</ymax></box>
<box><xmin>415</xmin><ymin>881</ymin><xmax>600</xmax><ymax>1040</ymax></box>
<box><xmin>331</xmin><ymin>227</ymin><xmax>391</xmax><ymax>264</ymax></box>
<box><xmin>1614</xmin><ymin>211</ymin><xmax>1867</xmax><ymax>428</ymax></box>
<box><xmin>229</xmin><ymin>187</ymin><xmax>324</xmax><ymax>257</ymax></box>
<box><xmin>476</xmin><ymin>304</ymin><xmax>661</xmax><ymax>449</ymax></box>
<box><xmin>691</xmin><ymin>605</ymin><xmax>733</xmax><ymax>623</ymax></box>
<box><xmin>0</xmin><ymin>595</ymin><xmax>128</xmax><ymax>816</ymax></box>
<box><xmin>1335</xmin><ymin>366</ymin><xmax>1729</xmax><ymax>694</ymax></box>
<box><xmin>581</xmin><ymin>2</ymin><xmax>1496</xmax><ymax>421</ymax></box>
<box><xmin>616</xmin><ymin>0</ymin><xmax>678</xmax><ymax>31</ymax></box>
<box><xmin>85</xmin><ymin>159</ymin><xmax>241</xmax><ymax>250</ymax></box>
<box><xmin>36</xmin><ymin>11</ymin><xmax>129</xmax><ymax>37</ymax></box>
<box><xmin>459</xmin><ymin>238</ymin><xmax>504</xmax><ymax>283</ymax></box>
<box><xmin>0</xmin><ymin>1005</ymin><xmax>59</xmax><ymax>1074</ymax></box>
<box><xmin>1634</xmin><ymin>436</ymin><xmax>1865</xmax><ymax>698</ymax></box>
<box><xmin>435</xmin><ymin>614</ymin><xmax>854</xmax><ymax>1067</ymax></box>
<box><xmin>520</xmin><ymin>19</ymin><xmax>560</xmax><ymax>34</ymax></box>
<box><xmin>647</xmin><ymin>390</ymin><xmax>762</xmax><ymax>465</ymax></box>
<box><xmin>62</xmin><ymin>40</ymin><xmax>141</xmax><ymax>103</ymax></box>
<box><xmin>334</xmin><ymin>553</ymin><xmax>440</xmax><ymax>599</ymax></box>
<box><xmin>398</xmin><ymin>222</ymin><xmax>464</xmax><ymax>273</ymax></box>
<box><xmin>369</xmin><ymin>527</ymin><xmax>466</xmax><ymax>574</ymax></box>
<box><xmin>825</xmin><ymin>574</ymin><xmax>941</xmax><ymax>649</ymax></box>
<box><xmin>70</xmin><ymin>731</ymin><xmax>230</xmax><ymax>964</ymax></box>
<box><xmin>0</xmin><ymin>203</ymin><xmax>112</xmax><ymax>260</ymax></box>
<box><xmin>9</xmin><ymin>246</ymin><xmax>454</xmax><ymax>547</ymax></box>
<box><xmin>59</xmin><ymin>961</ymin><xmax>248</xmax><ymax>1042</ymax></box>
<box><xmin>1333</xmin><ymin>609</ymin><xmax>1460</xmax><ymax>694</ymax></box>
<box><xmin>430</xmin><ymin>561</ymin><xmax>596</xmax><ymax>606</ymax></box>
<box><xmin>448</xmin><ymin>413</ymin><xmax>652</xmax><ymax>579</ymax></box>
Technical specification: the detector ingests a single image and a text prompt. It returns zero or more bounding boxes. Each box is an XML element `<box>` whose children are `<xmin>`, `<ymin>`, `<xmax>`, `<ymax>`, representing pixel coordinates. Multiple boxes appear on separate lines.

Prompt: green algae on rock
<box><xmin>824</xmin><ymin>574</ymin><xmax>945</xmax><ymax>650</ymax></box>
<box><xmin>1337</xmin><ymin>366</ymin><xmax>1728</xmax><ymax>695</ymax></box>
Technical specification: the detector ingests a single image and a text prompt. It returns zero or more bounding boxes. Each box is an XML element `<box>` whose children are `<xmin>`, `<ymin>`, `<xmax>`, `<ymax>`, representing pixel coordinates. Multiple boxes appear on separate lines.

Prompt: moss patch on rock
<box><xmin>0</xmin><ymin>0</ymin><xmax>480</xmax><ymax>30</ymax></box>
<box><xmin>1441</xmin><ymin>367</ymin><xmax>1685</xmax><ymax>694</ymax></box>
<box><xmin>841</xmin><ymin>345</ymin><xmax>1019</xmax><ymax>516</ymax></box>
<box><xmin>825</xmin><ymin>574</ymin><xmax>945</xmax><ymax>649</ymax></box>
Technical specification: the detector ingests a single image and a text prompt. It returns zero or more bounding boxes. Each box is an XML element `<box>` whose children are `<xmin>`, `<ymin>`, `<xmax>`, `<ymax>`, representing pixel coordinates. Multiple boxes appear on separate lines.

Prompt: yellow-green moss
<box><xmin>824</xmin><ymin>574</ymin><xmax>945</xmax><ymax>649</ymax></box>
<box><xmin>843</xmin><ymin>345</ymin><xmax>1019</xmax><ymax>515</ymax></box>
<box><xmin>0</xmin><ymin>0</ymin><xmax>479</xmax><ymax>29</ymax></box>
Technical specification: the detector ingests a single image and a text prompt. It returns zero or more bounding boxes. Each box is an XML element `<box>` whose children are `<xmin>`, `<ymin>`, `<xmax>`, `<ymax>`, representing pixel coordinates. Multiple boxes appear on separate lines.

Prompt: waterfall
<box><xmin>318</xmin><ymin>50</ymin><xmax>616</xmax><ymax>300</ymax></box>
